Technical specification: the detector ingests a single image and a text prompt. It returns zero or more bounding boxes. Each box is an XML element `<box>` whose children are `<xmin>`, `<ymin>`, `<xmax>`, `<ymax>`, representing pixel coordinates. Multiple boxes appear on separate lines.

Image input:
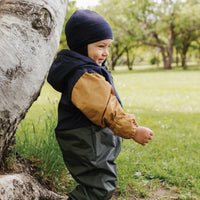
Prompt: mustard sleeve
<box><xmin>71</xmin><ymin>72</ymin><xmax>137</xmax><ymax>139</ymax></box>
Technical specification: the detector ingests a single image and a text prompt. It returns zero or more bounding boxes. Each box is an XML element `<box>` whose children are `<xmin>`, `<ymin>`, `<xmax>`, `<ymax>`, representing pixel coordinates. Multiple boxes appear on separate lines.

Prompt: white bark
<box><xmin>0</xmin><ymin>0</ymin><xmax>69</xmax><ymax>198</ymax></box>
<box><xmin>0</xmin><ymin>0</ymin><xmax>68</xmax><ymax>160</ymax></box>
<box><xmin>0</xmin><ymin>173</ymin><xmax>68</xmax><ymax>199</ymax></box>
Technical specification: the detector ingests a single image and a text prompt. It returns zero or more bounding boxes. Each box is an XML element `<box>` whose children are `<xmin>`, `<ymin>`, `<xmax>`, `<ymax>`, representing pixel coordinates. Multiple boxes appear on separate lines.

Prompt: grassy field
<box><xmin>15</xmin><ymin>69</ymin><xmax>200</xmax><ymax>199</ymax></box>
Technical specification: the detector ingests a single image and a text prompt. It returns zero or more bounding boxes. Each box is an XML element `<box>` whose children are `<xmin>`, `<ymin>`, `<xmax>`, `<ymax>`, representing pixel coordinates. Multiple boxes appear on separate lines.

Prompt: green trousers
<box><xmin>56</xmin><ymin>125</ymin><xmax>122</xmax><ymax>200</ymax></box>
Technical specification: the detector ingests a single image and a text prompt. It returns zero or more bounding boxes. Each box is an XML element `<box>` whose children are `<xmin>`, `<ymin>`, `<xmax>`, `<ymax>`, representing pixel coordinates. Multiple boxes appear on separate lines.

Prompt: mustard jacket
<box><xmin>47</xmin><ymin>50</ymin><xmax>137</xmax><ymax>139</ymax></box>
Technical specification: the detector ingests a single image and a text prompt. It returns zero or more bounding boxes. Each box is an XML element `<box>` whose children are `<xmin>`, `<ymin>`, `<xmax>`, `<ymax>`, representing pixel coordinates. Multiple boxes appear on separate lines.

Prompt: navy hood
<box><xmin>65</xmin><ymin>10</ymin><xmax>113</xmax><ymax>52</ymax></box>
<box><xmin>47</xmin><ymin>50</ymin><xmax>106</xmax><ymax>93</ymax></box>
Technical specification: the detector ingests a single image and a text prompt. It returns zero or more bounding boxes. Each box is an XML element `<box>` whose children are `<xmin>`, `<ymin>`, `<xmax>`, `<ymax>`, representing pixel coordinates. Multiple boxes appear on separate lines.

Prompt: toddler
<box><xmin>47</xmin><ymin>10</ymin><xmax>153</xmax><ymax>200</ymax></box>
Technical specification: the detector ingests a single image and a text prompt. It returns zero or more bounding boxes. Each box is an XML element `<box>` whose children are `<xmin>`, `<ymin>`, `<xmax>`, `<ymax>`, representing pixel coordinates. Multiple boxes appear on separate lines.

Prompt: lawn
<box><xmin>15</xmin><ymin>69</ymin><xmax>200</xmax><ymax>199</ymax></box>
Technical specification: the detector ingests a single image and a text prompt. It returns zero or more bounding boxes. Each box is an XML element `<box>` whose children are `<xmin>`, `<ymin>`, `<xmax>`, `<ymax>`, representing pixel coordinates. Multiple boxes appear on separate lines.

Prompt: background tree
<box><xmin>98</xmin><ymin>0</ymin><xmax>177</xmax><ymax>69</ymax></box>
<box><xmin>174</xmin><ymin>1</ymin><xmax>200</xmax><ymax>69</ymax></box>
<box><xmin>0</xmin><ymin>0</ymin><xmax>68</xmax><ymax>199</ymax></box>
<box><xmin>96</xmin><ymin>0</ymin><xmax>139</xmax><ymax>70</ymax></box>
<box><xmin>121</xmin><ymin>0</ymin><xmax>180</xmax><ymax>70</ymax></box>
<box><xmin>97</xmin><ymin>0</ymin><xmax>200</xmax><ymax>70</ymax></box>
<box><xmin>125</xmin><ymin>45</ymin><xmax>138</xmax><ymax>70</ymax></box>
<box><xmin>108</xmin><ymin>34</ymin><xmax>134</xmax><ymax>70</ymax></box>
<box><xmin>175</xmin><ymin>31</ymin><xmax>199</xmax><ymax>69</ymax></box>
<box><xmin>191</xmin><ymin>39</ymin><xmax>200</xmax><ymax>62</ymax></box>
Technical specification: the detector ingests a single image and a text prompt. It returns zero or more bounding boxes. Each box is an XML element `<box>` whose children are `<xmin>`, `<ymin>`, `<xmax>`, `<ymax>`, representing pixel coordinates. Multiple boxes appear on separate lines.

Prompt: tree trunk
<box><xmin>126</xmin><ymin>48</ymin><xmax>130</xmax><ymax>70</ymax></box>
<box><xmin>125</xmin><ymin>47</ymin><xmax>134</xmax><ymax>70</ymax></box>
<box><xmin>153</xmin><ymin>25</ymin><xmax>175</xmax><ymax>70</ymax></box>
<box><xmin>109</xmin><ymin>44</ymin><xmax>127</xmax><ymax>71</ymax></box>
<box><xmin>0</xmin><ymin>174</ymin><xmax>67</xmax><ymax>200</ymax></box>
<box><xmin>0</xmin><ymin>0</ymin><xmax>68</xmax><ymax>198</ymax></box>
<box><xmin>166</xmin><ymin>24</ymin><xmax>174</xmax><ymax>70</ymax></box>
<box><xmin>160</xmin><ymin>47</ymin><xmax>172</xmax><ymax>70</ymax></box>
<box><xmin>175</xmin><ymin>48</ymin><xmax>179</xmax><ymax>67</ymax></box>
<box><xmin>110</xmin><ymin>53</ymin><xmax>116</xmax><ymax>71</ymax></box>
<box><xmin>180</xmin><ymin>40</ymin><xmax>190</xmax><ymax>70</ymax></box>
<box><xmin>181</xmin><ymin>53</ymin><xmax>187</xmax><ymax>70</ymax></box>
<box><xmin>0</xmin><ymin>0</ymin><xmax>68</xmax><ymax>161</ymax></box>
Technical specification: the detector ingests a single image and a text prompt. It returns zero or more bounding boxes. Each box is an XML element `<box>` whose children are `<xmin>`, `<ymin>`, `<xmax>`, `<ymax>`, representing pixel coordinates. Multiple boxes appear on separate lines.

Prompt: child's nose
<box><xmin>103</xmin><ymin>48</ymin><xmax>109</xmax><ymax>57</ymax></box>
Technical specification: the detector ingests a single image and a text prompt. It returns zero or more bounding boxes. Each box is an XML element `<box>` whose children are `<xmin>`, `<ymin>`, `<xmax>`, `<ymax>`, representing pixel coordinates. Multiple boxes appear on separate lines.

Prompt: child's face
<box><xmin>88</xmin><ymin>39</ymin><xmax>112</xmax><ymax>66</ymax></box>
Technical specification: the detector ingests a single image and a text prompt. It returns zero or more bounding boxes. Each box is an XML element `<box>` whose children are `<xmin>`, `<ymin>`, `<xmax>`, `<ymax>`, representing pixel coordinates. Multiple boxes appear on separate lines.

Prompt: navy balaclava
<box><xmin>65</xmin><ymin>10</ymin><xmax>113</xmax><ymax>56</ymax></box>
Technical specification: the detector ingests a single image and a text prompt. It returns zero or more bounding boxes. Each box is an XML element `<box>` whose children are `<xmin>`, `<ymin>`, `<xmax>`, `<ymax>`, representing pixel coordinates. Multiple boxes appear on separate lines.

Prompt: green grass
<box><xmin>15</xmin><ymin>69</ymin><xmax>200</xmax><ymax>199</ymax></box>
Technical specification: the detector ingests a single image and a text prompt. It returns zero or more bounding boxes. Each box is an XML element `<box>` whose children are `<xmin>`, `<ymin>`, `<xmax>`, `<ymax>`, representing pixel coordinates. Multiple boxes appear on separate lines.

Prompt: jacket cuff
<box><xmin>109</xmin><ymin>113</ymin><xmax>137</xmax><ymax>139</ymax></box>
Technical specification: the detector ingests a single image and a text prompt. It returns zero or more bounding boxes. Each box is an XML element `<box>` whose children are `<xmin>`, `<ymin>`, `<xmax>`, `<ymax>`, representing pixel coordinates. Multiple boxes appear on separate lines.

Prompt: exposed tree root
<box><xmin>0</xmin><ymin>173</ymin><xmax>68</xmax><ymax>200</ymax></box>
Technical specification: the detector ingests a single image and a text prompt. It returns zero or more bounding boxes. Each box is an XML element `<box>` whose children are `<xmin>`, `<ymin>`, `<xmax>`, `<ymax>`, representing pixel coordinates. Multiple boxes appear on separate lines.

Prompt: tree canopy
<box><xmin>60</xmin><ymin>0</ymin><xmax>200</xmax><ymax>70</ymax></box>
<box><xmin>94</xmin><ymin>0</ymin><xmax>200</xmax><ymax>70</ymax></box>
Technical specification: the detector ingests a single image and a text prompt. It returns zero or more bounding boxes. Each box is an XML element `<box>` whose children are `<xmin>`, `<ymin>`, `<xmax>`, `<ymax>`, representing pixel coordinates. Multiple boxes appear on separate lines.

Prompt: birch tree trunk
<box><xmin>0</xmin><ymin>0</ymin><xmax>68</xmax><ymax>198</ymax></box>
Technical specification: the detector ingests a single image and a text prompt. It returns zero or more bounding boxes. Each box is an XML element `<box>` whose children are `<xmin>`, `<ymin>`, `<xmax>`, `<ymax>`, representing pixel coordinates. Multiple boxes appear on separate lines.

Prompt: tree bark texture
<box><xmin>0</xmin><ymin>0</ymin><xmax>68</xmax><ymax>161</ymax></box>
<box><xmin>0</xmin><ymin>173</ymin><xmax>67</xmax><ymax>200</ymax></box>
<box><xmin>153</xmin><ymin>31</ymin><xmax>173</xmax><ymax>70</ymax></box>
<box><xmin>0</xmin><ymin>0</ymin><xmax>68</xmax><ymax>198</ymax></box>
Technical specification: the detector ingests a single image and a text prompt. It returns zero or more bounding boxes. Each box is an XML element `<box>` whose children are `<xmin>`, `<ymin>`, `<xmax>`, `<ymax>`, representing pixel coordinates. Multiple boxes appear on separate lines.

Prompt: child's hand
<box><xmin>134</xmin><ymin>127</ymin><xmax>154</xmax><ymax>146</ymax></box>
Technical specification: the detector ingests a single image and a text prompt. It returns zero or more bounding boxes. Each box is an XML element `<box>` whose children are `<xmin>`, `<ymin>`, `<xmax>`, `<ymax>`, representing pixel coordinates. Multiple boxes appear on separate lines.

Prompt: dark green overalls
<box><xmin>56</xmin><ymin>125</ymin><xmax>122</xmax><ymax>200</ymax></box>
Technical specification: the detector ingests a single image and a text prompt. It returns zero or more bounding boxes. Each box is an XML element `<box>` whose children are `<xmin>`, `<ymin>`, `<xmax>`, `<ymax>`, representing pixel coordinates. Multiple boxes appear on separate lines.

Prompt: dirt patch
<box><xmin>112</xmin><ymin>187</ymin><xmax>179</xmax><ymax>200</ymax></box>
<box><xmin>150</xmin><ymin>187</ymin><xmax>178</xmax><ymax>200</ymax></box>
<box><xmin>112</xmin><ymin>186</ymin><xmax>198</xmax><ymax>200</ymax></box>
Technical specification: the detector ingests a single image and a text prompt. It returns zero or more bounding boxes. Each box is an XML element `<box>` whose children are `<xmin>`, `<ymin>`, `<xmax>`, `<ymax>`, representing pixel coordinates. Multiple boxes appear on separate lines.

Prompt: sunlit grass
<box><xmin>15</xmin><ymin>69</ymin><xmax>200</xmax><ymax>199</ymax></box>
<box><xmin>113</xmin><ymin>70</ymin><xmax>200</xmax><ymax>199</ymax></box>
